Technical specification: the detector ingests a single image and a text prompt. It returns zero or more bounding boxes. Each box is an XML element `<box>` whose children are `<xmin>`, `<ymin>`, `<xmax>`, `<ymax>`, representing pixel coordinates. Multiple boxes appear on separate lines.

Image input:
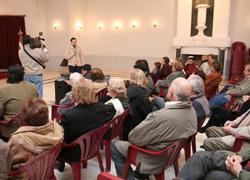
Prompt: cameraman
<box><xmin>18</xmin><ymin>34</ymin><xmax>49</xmax><ymax>97</ymax></box>
<box><xmin>65</xmin><ymin>37</ymin><xmax>83</xmax><ymax>73</ymax></box>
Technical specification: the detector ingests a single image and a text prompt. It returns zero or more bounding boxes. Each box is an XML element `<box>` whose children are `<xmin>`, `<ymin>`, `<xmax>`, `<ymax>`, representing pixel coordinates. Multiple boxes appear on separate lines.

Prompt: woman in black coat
<box><xmin>57</xmin><ymin>79</ymin><xmax>115</xmax><ymax>171</ymax></box>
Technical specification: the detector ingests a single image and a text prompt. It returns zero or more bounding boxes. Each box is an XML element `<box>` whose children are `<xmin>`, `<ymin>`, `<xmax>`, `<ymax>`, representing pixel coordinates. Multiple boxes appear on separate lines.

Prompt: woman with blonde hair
<box><xmin>57</xmin><ymin>79</ymin><xmax>114</xmax><ymax>171</ymax></box>
<box><xmin>122</xmin><ymin>69</ymin><xmax>152</xmax><ymax>140</ymax></box>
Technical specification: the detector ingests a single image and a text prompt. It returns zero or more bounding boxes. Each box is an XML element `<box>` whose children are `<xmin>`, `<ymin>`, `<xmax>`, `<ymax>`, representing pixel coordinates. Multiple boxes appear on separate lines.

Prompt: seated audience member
<box><xmin>202</xmin><ymin>109</ymin><xmax>250</xmax><ymax>151</ymax></box>
<box><xmin>111</xmin><ymin>77</ymin><xmax>197</xmax><ymax>179</ymax></box>
<box><xmin>0</xmin><ymin>139</ymin><xmax>10</xmax><ymax>179</ymax></box>
<box><xmin>0</xmin><ymin>64</ymin><xmax>38</xmax><ymax>139</ymax></box>
<box><xmin>58</xmin><ymin>79</ymin><xmax>114</xmax><ymax>169</ymax></box>
<box><xmin>176</xmin><ymin>148</ymin><xmax>250</xmax><ymax>180</ymax></box>
<box><xmin>184</xmin><ymin>56</ymin><xmax>196</xmax><ymax>78</ymax></box>
<box><xmin>134</xmin><ymin>59</ymin><xmax>154</xmax><ymax>92</ymax></box>
<box><xmin>57</xmin><ymin>72</ymin><xmax>83</xmax><ymax>115</ymax></box>
<box><xmin>123</xmin><ymin>69</ymin><xmax>152</xmax><ymax>140</ymax></box>
<box><xmin>159</xmin><ymin>56</ymin><xmax>172</xmax><ymax>79</ymax></box>
<box><xmin>199</xmin><ymin>96</ymin><xmax>250</xmax><ymax>133</ymax></box>
<box><xmin>208</xmin><ymin>53</ymin><xmax>216</xmax><ymax>67</ymax></box>
<box><xmin>90</xmin><ymin>68</ymin><xmax>107</xmax><ymax>92</ymax></box>
<box><xmin>187</xmin><ymin>75</ymin><xmax>210</xmax><ymax>121</ymax></box>
<box><xmin>200</xmin><ymin>55</ymin><xmax>211</xmax><ymax>75</ymax></box>
<box><xmin>81</xmin><ymin>64</ymin><xmax>92</xmax><ymax>79</ymax></box>
<box><xmin>193</xmin><ymin>68</ymin><xmax>206</xmax><ymax>82</ymax></box>
<box><xmin>105</xmin><ymin>78</ymin><xmax>129</xmax><ymax>118</ymax></box>
<box><xmin>9</xmin><ymin>97</ymin><xmax>63</xmax><ymax>179</ymax></box>
<box><xmin>205</xmin><ymin>62</ymin><xmax>223</xmax><ymax>96</ymax></box>
<box><xmin>155</xmin><ymin>61</ymin><xmax>185</xmax><ymax>97</ymax></box>
<box><xmin>150</xmin><ymin>61</ymin><xmax>162</xmax><ymax>84</ymax></box>
<box><xmin>209</xmin><ymin>64</ymin><xmax>250</xmax><ymax>109</ymax></box>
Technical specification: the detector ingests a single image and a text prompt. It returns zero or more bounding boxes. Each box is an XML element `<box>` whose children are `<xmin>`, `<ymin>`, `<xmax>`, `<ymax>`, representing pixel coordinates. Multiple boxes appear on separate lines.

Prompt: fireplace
<box><xmin>173</xmin><ymin>0</ymin><xmax>231</xmax><ymax>78</ymax></box>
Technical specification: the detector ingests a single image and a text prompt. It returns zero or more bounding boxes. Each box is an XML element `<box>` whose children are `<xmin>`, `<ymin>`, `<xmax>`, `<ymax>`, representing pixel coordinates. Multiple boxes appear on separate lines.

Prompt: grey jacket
<box><xmin>115</xmin><ymin>101</ymin><xmax>197</xmax><ymax>174</ymax></box>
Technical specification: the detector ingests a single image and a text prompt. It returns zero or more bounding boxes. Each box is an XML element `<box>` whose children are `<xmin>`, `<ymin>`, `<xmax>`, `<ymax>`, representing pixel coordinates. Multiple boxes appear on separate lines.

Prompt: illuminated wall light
<box><xmin>75</xmin><ymin>21</ymin><xmax>83</xmax><ymax>31</ymax></box>
<box><xmin>152</xmin><ymin>21</ymin><xmax>159</xmax><ymax>28</ymax></box>
<box><xmin>131</xmin><ymin>21</ymin><xmax>138</xmax><ymax>29</ymax></box>
<box><xmin>53</xmin><ymin>23</ymin><xmax>61</xmax><ymax>30</ymax></box>
<box><xmin>113</xmin><ymin>21</ymin><xmax>122</xmax><ymax>30</ymax></box>
<box><xmin>98</xmin><ymin>23</ymin><xmax>104</xmax><ymax>30</ymax></box>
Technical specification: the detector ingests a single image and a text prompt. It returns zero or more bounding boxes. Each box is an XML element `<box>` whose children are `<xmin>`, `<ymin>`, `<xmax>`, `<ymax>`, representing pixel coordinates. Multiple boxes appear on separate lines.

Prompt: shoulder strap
<box><xmin>23</xmin><ymin>48</ymin><xmax>46</xmax><ymax>69</ymax></box>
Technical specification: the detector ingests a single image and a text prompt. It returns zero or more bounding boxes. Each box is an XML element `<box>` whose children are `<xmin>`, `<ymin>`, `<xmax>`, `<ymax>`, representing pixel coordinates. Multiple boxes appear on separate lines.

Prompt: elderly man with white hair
<box><xmin>111</xmin><ymin>77</ymin><xmax>197</xmax><ymax>180</ymax></box>
<box><xmin>187</xmin><ymin>75</ymin><xmax>210</xmax><ymax>121</ymax></box>
<box><xmin>57</xmin><ymin>72</ymin><xmax>83</xmax><ymax>115</ymax></box>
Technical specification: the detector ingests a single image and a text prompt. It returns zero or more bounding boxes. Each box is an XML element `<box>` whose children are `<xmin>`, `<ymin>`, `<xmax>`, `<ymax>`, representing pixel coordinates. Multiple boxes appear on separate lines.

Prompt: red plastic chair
<box><xmin>97</xmin><ymin>172</ymin><xmax>124</xmax><ymax>180</ymax></box>
<box><xmin>232</xmin><ymin>136</ymin><xmax>250</xmax><ymax>152</ymax></box>
<box><xmin>60</xmin><ymin>125</ymin><xmax>109</xmax><ymax>180</ymax></box>
<box><xmin>96</xmin><ymin>87</ymin><xmax>108</xmax><ymax>101</ymax></box>
<box><xmin>182</xmin><ymin>120</ymin><xmax>206</xmax><ymax>161</ymax></box>
<box><xmin>121</xmin><ymin>139</ymin><xmax>186</xmax><ymax>180</ymax></box>
<box><xmin>0</xmin><ymin>113</ymin><xmax>23</xmax><ymax>136</ymax></box>
<box><xmin>102</xmin><ymin>108</ymin><xmax>130</xmax><ymax>171</ymax></box>
<box><xmin>51</xmin><ymin>103</ymin><xmax>74</xmax><ymax>122</ymax></box>
<box><xmin>8</xmin><ymin>143</ymin><xmax>62</xmax><ymax>180</ymax></box>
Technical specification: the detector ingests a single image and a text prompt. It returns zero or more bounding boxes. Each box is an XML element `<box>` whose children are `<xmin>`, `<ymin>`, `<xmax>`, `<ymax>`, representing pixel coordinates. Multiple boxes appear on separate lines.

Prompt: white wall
<box><xmin>0</xmin><ymin>0</ymin><xmax>47</xmax><ymax>38</ymax></box>
<box><xmin>83</xmin><ymin>0</ymin><xmax>177</xmax><ymax>71</ymax></box>
<box><xmin>230</xmin><ymin>0</ymin><xmax>250</xmax><ymax>48</ymax></box>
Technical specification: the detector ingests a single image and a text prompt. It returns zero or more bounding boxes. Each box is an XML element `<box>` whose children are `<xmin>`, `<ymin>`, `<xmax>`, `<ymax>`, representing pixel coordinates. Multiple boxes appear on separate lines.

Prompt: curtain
<box><xmin>0</xmin><ymin>16</ymin><xmax>25</xmax><ymax>69</ymax></box>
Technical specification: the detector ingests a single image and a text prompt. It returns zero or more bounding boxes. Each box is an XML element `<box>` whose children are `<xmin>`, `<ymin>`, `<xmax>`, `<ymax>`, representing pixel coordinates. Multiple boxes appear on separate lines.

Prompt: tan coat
<box><xmin>0</xmin><ymin>81</ymin><xmax>38</xmax><ymax>138</ymax></box>
<box><xmin>18</xmin><ymin>45</ymin><xmax>48</xmax><ymax>75</ymax></box>
<box><xmin>115</xmin><ymin>101</ymin><xmax>197</xmax><ymax>174</ymax></box>
<box><xmin>220</xmin><ymin>109</ymin><xmax>250</xmax><ymax>147</ymax></box>
<box><xmin>66</xmin><ymin>45</ymin><xmax>83</xmax><ymax>66</ymax></box>
<box><xmin>8</xmin><ymin>121</ymin><xmax>63</xmax><ymax>179</ymax></box>
<box><xmin>0</xmin><ymin>140</ymin><xmax>10</xmax><ymax>180</ymax></box>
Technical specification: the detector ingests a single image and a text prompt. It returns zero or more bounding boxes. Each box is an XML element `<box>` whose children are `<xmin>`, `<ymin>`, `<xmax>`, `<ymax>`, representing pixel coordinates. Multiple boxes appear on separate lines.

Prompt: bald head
<box><xmin>167</xmin><ymin>77</ymin><xmax>192</xmax><ymax>101</ymax></box>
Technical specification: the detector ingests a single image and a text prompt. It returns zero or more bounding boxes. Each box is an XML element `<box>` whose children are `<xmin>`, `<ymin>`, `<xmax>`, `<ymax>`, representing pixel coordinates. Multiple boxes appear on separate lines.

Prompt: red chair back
<box><xmin>122</xmin><ymin>139</ymin><xmax>186</xmax><ymax>179</ymax></box>
<box><xmin>63</xmin><ymin>124</ymin><xmax>109</xmax><ymax>163</ymax></box>
<box><xmin>51</xmin><ymin>103</ymin><xmax>74</xmax><ymax>122</ymax></box>
<box><xmin>102</xmin><ymin>108</ymin><xmax>130</xmax><ymax>171</ymax></box>
<box><xmin>106</xmin><ymin>108</ymin><xmax>130</xmax><ymax>140</ymax></box>
<box><xmin>96</xmin><ymin>87</ymin><xmax>108</xmax><ymax>101</ymax></box>
<box><xmin>9</xmin><ymin>143</ymin><xmax>62</xmax><ymax>180</ymax></box>
<box><xmin>97</xmin><ymin>172</ymin><xmax>124</xmax><ymax>180</ymax></box>
<box><xmin>61</xmin><ymin>125</ymin><xmax>110</xmax><ymax>180</ymax></box>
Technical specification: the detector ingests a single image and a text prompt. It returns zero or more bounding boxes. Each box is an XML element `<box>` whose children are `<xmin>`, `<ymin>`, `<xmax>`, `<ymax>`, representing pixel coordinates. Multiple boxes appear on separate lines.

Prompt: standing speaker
<box><xmin>54</xmin><ymin>80</ymin><xmax>71</xmax><ymax>104</ymax></box>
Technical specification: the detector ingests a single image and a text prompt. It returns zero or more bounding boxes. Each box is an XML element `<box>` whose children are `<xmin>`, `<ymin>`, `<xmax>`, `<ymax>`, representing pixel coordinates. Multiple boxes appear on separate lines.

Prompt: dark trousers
<box><xmin>68</xmin><ymin>65</ymin><xmax>81</xmax><ymax>73</ymax></box>
<box><xmin>178</xmin><ymin>151</ymin><xmax>235</xmax><ymax>180</ymax></box>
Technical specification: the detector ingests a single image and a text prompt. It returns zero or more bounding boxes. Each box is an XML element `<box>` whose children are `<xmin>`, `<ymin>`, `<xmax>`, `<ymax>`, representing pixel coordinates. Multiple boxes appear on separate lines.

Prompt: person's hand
<box><xmin>222</xmin><ymin>126</ymin><xmax>233</xmax><ymax>134</ymax></box>
<box><xmin>225</xmin><ymin>155</ymin><xmax>243</xmax><ymax>176</ymax></box>
<box><xmin>224</xmin><ymin>121</ymin><xmax>235</xmax><ymax>127</ymax></box>
<box><xmin>242</xmin><ymin>95</ymin><xmax>250</xmax><ymax>102</ymax></box>
<box><xmin>64</xmin><ymin>80</ymin><xmax>72</xmax><ymax>86</ymax></box>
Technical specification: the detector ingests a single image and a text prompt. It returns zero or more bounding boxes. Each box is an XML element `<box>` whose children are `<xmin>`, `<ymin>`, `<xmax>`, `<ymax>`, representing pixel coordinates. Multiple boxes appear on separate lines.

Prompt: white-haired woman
<box><xmin>57</xmin><ymin>72</ymin><xmax>83</xmax><ymax>115</ymax></box>
<box><xmin>105</xmin><ymin>78</ymin><xmax>129</xmax><ymax>118</ymax></box>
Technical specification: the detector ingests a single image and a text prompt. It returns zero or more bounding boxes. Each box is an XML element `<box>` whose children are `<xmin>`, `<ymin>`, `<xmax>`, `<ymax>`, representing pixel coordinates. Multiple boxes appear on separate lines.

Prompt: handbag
<box><xmin>60</xmin><ymin>58</ymin><xmax>68</xmax><ymax>67</ymax></box>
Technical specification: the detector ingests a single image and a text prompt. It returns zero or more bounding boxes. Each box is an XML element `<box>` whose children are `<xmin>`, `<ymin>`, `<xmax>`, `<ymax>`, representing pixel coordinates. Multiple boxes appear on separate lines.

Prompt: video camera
<box><xmin>29</xmin><ymin>32</ymin><xmax>46</xmax><ymax>49</ymax></box>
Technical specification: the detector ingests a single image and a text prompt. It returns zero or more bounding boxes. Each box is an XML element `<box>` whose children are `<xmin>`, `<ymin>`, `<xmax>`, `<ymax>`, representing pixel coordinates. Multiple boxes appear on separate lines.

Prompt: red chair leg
<box><xmin>104</xmin><ymin>141</ymin><xmax>111</xmax><ymax>172</ymax></box>
<box><xmin>192</xmin><ymin>136</ymin><xmax>196</xmax><ymax>153</ymax></box>
<box><xmin>71</xmin><ymin>162</ymin><xmax>81</xmax><ymax>180</ymax></box>
<box><xmin>97</xmin><ymin>152</ymin><xmax>105</xmax><ymax>172</ymax></box>
<box><xmin>173</xmin><ymin>159</ymin><xmax>179</xmax><ymax>176</ymax></box>
<box><xmin>183</xmin><ymin>143</ymin><xmax>191</xmax><ymax>161</ymax></box>
<box><xmin>154</xmin><ymin>172</ymin><xmax>165</xmax><ymax>180</ymax></box>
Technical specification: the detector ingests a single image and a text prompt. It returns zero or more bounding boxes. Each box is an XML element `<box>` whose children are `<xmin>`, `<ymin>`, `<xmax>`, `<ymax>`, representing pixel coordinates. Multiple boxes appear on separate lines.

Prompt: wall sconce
<box><xmin>131</xmin><ymin>21</ymin><xmax>138</xmax><ymax>29</ymax></box>
<box><xmin>152</xmin><ymin>21</ymin><xmax>159</xmax><ymax>28</ymax></box>
<box><xmin>53</xmin><ymin>23</ymin><xmax>61</xmax><ymax>30</ymax></box>
<box><xmin>113</xmin><ymin>21</ymin><xmax>122</xmax><ymax>30</ymax></box>
<box><xmin>98</xmin><ymin>23</ymin><xmax>104</xmax><ymax>30</ymax></box>
<box><xmin>75</xmin><ymin>21</ymin><xmax>83</xmax><ymax>31</ymax></box>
